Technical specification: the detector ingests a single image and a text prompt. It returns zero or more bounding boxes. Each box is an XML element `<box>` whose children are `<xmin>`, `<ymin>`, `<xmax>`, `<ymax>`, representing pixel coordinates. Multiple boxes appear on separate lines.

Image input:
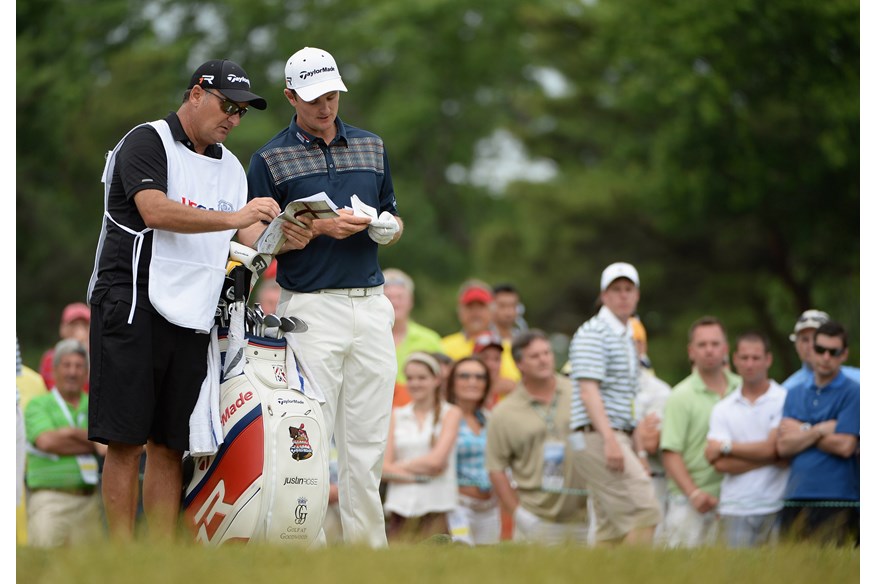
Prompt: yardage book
<box><xmin>254</xmin><ymin>192</ymin><xmax>340</xmax><ymax>255</ymax></box>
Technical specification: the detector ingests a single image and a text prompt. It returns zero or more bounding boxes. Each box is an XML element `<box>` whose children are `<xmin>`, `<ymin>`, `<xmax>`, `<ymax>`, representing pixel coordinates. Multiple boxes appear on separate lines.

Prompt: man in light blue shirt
<box><xmin>782</xmin><ymin>310</ymin><xmax>859</xmax><ymax>392</ymax></box>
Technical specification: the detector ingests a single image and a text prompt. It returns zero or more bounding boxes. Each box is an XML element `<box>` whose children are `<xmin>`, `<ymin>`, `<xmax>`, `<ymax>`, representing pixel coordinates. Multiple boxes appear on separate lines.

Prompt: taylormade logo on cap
<box><xmin>227</xmin><ymin>73</ymin><xmax>251</xmax><ymax>86</ymax></box>
<box><xmin>285</xmin><ymin>47</ymin><xmax>348</xmax><ymax>102</ymax></box>
<box><xmin>299</xmin><ymin>66</ymin><xmax>336</xmax><ymax>80</ymax></box>
<box><xmin>188</xmin><ymin>59</ymin><xmax>267</xmax><ymax>110</ymax></box>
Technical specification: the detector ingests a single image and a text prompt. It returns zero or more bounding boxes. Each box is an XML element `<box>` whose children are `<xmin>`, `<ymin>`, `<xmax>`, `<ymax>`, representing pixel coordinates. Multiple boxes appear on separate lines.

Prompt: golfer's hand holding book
<box><xmin>255</xmin><ymin>192</ymin><xmax>340</xmax><ymax>254</ymax></box>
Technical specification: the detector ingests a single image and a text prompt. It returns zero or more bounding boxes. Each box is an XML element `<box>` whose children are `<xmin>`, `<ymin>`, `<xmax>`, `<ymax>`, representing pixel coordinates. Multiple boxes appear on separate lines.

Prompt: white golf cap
<box><xmin>600</xmin><ymin>262</ymin><xmax>640</xmax><ymax>291</ymax></box>
<box><xmin>789</xmin><ymin>309</ymin><xmax>830</xmax><ymax>342</ymax></box>
<box><xmin>285</xmin><ymin>47</ymin><xmax>348</xmax><ymax>102</ymax></box>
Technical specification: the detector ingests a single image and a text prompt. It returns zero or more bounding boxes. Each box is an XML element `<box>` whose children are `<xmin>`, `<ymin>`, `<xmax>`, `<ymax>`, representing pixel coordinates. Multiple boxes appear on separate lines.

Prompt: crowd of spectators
<box><xmin>17</xmin><ymin>266</ymin><xmax>859</xmax><ymax>548</ymax></box>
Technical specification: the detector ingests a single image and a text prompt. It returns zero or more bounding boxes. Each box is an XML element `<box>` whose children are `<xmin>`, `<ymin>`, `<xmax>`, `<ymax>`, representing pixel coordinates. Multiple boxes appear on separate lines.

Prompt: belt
<box><xmin>316</xmin><ymin>285</ymin><xmax>383</xmax><ymax>297</ymax></box>
<box><xmin>31</xmin><ymin>486</ymin><xmax>96</xmax><ymax>497</ymax></box>
<box><xmin>575</xmin><ymin>424</ymin><xmax>633</xmax><ymax>436</ymax></box>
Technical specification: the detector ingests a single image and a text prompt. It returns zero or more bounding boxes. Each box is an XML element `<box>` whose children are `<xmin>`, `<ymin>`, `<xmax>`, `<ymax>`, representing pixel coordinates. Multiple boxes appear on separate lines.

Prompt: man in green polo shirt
<box><xmin>25</xmin><ymin>339</ymin><xmax>106</xmax><ymax>547</ymax></box>
<box><xmin>660</xmin><ymin>316</ymin><xmax>740</xmax><ymax>548</ymax></box>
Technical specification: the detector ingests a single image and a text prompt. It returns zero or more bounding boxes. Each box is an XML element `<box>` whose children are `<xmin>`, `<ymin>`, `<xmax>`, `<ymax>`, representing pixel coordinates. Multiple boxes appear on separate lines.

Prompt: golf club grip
<box><xmin>233</xmin><ymin>265</ymin><xmax>246</xmax><ymax>303</ymax></box>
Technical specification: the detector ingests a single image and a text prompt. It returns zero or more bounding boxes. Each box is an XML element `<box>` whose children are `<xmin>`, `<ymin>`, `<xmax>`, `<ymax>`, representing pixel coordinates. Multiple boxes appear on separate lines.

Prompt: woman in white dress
<box><xmin>382</xmin><ymin>352</ymin><xmax>462</xmax><ymax>542</ymax></box>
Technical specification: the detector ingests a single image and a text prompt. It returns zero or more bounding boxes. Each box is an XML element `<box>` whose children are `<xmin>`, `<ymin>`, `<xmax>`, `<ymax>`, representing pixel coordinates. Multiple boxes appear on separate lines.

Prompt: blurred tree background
<box><xmin>16</xmin><ymin>0</ymin><xmax>859</xmax><ymax>385</ymax></box>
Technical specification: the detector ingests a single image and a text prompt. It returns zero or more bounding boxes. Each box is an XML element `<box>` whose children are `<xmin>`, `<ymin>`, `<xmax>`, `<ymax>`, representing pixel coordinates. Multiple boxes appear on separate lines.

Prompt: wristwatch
<box><xmin>800</xmin><ymin>423</ymin><xmax>812</xmax><ymax>432</ymax></box>
<box><xmin>720</xmin><ymin>440</ymin><xmax>733</xmax><ymax>456</ymax></box>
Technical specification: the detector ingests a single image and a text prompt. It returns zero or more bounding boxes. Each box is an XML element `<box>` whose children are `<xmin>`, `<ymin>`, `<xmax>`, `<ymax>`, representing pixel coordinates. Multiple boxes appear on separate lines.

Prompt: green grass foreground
<box><xmin>17</xmin><ymin>541</ymin><xmax>859</xmax><ymax>584</ymax></box>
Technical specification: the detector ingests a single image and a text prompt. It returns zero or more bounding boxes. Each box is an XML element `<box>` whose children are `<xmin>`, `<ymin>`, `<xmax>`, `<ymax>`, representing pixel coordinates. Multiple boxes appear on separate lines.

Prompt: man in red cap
<box><xmin>39</xmin><ymin>302</ymin><xmax>91</xmax><ymax>391</ymax></box>
<box><xmin>441</xmin><ymin>280</ymin><xmax>520</xmax><ymax>385</ymax></box>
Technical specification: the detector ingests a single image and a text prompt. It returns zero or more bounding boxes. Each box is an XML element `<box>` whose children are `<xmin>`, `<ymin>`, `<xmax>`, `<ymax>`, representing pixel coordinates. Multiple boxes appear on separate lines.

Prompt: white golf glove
<box><xmin>367</xmin><ymin>211</ymin><xmax>400</xmax><ymax>245</ymax></box>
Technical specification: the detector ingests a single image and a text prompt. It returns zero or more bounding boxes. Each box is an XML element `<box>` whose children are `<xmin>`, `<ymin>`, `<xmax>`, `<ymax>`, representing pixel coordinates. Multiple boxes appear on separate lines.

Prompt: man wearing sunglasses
<box><xmin>777</xmin><ymin>321</ymin><xmax>859</xmax><ymax>546</ymax></box>
<box><xmin>243</xmin><ymin>47</ymin><xmax>403</xmax><ymax>548</ymax></box>
<box><xmin>782</xmin><ymin>309</ymin><xmax>859</xmax><ymax>393</ymax></box>
<box><xmin>86</xmin><ymin>59</ymin><xmax>279</xmax><ymax>541</ymax></box>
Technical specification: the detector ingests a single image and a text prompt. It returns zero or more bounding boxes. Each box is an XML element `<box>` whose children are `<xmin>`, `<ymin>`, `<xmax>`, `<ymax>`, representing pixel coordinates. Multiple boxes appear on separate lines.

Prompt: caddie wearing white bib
<box><xmin>86</xmin><ymin>60</ymin><xmax>288</xmax><ymax>541</ymax></box>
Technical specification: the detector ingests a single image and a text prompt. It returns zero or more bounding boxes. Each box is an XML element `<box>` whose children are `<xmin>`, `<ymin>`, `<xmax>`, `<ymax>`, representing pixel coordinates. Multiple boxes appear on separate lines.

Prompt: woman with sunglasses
<box><xmin>446</xmin><ymin>357</ymin><xmax>501</xmax><ymax>545</ymax></box>
<box><xmin>382</xmin><ymin>352</ymin><xmax>462</xmax><ymax>543</ymax></box>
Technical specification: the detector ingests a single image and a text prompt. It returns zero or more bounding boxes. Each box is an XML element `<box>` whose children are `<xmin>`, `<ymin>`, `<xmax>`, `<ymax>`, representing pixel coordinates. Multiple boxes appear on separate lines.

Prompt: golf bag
<box><xmin>182</xmin><ymin>255</ymin><xmax>329</xmax><ymax>546</ymax></box>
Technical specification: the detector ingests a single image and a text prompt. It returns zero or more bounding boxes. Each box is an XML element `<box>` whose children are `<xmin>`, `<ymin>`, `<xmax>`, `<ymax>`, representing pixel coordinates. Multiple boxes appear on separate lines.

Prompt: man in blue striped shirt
<box><xmin>567</xmin><ymin>262</ymin><xmax>662</xmax><ymax>545</ymax></box>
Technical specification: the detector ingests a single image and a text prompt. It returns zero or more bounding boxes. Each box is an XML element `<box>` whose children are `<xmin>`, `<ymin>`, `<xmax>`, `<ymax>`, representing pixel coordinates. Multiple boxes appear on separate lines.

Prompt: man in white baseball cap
<box><xmin>782</xmin><ymin>309</ymin><xmax>859</xmax><ymax>392</ymax></box>
<box><xmin>600</xmin><ymin>261</ymin><xmax>640</xmax><ymax>292</ymax></box>
<box><xmin>243</xmin><ymin>46</ymin><xmax>403</xmax><ymax>548</ymax></box>
<box><xmin>566</xmin><ymin>261</ymin><xmax>662</xmax><ymax>546</ymax></box>
<box><xmin>284</xmin><ymin>47</ymin><xmax>349</xmax><ymax>102</ymax></box>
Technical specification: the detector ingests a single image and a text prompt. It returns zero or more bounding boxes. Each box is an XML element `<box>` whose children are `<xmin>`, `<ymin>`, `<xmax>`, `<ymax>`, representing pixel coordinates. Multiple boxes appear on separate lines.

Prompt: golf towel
<box><xmin>189</xmin><ymin>326</ymin><xmax>223</xmax><ymax>456</ymax></box>
<box><xmin>284</xmin><ymin>332</ymin><xmax>326</xmax><ymax>404</ymax></box>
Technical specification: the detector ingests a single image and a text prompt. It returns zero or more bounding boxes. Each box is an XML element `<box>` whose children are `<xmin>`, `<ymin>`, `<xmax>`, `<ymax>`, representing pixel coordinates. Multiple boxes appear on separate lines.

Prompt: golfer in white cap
<box><xmin>243</xmin><ymin>46</ymin><xmax>404</xmax><ymax>548</ymax></box>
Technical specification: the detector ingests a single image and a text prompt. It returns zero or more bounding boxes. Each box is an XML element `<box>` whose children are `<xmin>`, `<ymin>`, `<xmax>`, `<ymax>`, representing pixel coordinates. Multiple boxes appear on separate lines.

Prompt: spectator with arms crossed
<box><xmin>777</xmin><ymin>320</ymin><xmax>859</xmax><ymax>546</ymax></box>
<box><xmin>382</xmin><ymin>352</ymin><xmax>461</xmax><ymax>542</ymax></box>
<box><xmin>660</xmin><ymin>316</ymin><xmax>740</xmax><ymax>548</ymax></box>
<box><xmin>782</xmin><ymin>309</ymin><xmax>859</xmax><ymax>392</ymax></box>
<box><xmin>705</xmin><ymin>331</ymin><xmax>788</xmax><ymax>548</ymax></box>
<box><xmin>25</xmin><ymin>340</ymin><xmax>107</xmax><ymax>546</ymax></box>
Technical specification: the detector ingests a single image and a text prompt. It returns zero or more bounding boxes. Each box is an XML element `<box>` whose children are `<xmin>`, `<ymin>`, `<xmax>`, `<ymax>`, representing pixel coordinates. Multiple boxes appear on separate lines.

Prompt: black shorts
<box><xmin>89</xmin><ymin>287</ymin><xmax>210</xmax><ymax>452</ymax></box>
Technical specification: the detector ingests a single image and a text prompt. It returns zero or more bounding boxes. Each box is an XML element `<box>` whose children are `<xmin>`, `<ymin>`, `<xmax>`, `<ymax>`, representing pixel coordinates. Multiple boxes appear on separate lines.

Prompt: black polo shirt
<box><xmin>90</xmin><ymin>113</ymin><xmax>223</xmax><ymax>307</ymax></box>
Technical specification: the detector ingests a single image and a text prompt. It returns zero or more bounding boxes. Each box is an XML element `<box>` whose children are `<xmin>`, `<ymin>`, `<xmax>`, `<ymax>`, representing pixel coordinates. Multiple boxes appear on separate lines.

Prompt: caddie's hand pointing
<box><xmin>233</xmin><ymin>198</ymin><xmax>281</xmax><ymax>229</ymax></box>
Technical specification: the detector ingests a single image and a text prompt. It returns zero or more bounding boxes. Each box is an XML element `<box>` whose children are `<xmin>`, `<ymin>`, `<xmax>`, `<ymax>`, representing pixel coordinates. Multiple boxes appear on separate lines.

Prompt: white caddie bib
<box><xmin>148</xmin><ymin>121</ymin><xmax>246</xmax><ymax>332</ymax></box>
<box><xmin>87</xmin><ymin>120</ymin><xmax>247</xmax><ymax>332</ymax></box>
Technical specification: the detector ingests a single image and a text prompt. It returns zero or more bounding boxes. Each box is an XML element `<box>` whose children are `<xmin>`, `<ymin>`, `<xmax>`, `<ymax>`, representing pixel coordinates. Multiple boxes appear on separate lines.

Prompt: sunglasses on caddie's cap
<box><xmin>188</xmin><ymin>59</ymin><xmax>267</xmax><ymax>110</ymax></box>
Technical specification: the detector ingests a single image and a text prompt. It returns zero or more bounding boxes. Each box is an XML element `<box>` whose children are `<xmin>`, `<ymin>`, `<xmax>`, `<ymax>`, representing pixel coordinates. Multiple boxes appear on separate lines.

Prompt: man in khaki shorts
<box><xmin>567</xmin><ymin>262</ymin><xmax>662</xmax><ymax>545</ymax></box>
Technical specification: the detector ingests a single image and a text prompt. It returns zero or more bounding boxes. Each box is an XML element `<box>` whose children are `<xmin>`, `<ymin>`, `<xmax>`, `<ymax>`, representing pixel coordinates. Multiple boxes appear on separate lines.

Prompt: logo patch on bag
<box><xmin>289</xmin><ymin>423</ymin><xmax>314</xmax><ymax>460</ymax></box>
<box><xmin>295</xmin><ymin>497</ymin><xmax>308</xmax><ymax>525</ymax></box>
<box><xmin>273</xmin><ymin>365</ymin><xmax>287</xmax><ymax>384</ymax></box>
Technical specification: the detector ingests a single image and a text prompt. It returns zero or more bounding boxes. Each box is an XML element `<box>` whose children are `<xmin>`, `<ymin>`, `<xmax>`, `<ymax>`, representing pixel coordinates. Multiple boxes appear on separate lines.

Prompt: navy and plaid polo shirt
<box><xmin>247</xmin><ymin>116</ymin><xmax>398</xmax><ymax>292</ymax></box>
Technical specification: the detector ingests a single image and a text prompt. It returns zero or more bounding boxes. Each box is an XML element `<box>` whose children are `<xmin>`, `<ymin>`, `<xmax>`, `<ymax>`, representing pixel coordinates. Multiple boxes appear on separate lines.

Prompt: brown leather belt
<box><xmin>31</xmin><ymin>486</ymin><xmax>97</xmax><ymax>496</ymax></box>
<box><xmin>575</xmin><ymin>424</ymin><xmax>633</xmax><ymax>436</ymax></box>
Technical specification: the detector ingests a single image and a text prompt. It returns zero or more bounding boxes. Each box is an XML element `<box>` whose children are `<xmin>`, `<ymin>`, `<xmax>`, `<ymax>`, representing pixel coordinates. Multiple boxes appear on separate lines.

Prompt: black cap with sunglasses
<box><xmin>188</xmin><ymin>60</ymin><xmax>267</xmax><ymax>110</ymax></box>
